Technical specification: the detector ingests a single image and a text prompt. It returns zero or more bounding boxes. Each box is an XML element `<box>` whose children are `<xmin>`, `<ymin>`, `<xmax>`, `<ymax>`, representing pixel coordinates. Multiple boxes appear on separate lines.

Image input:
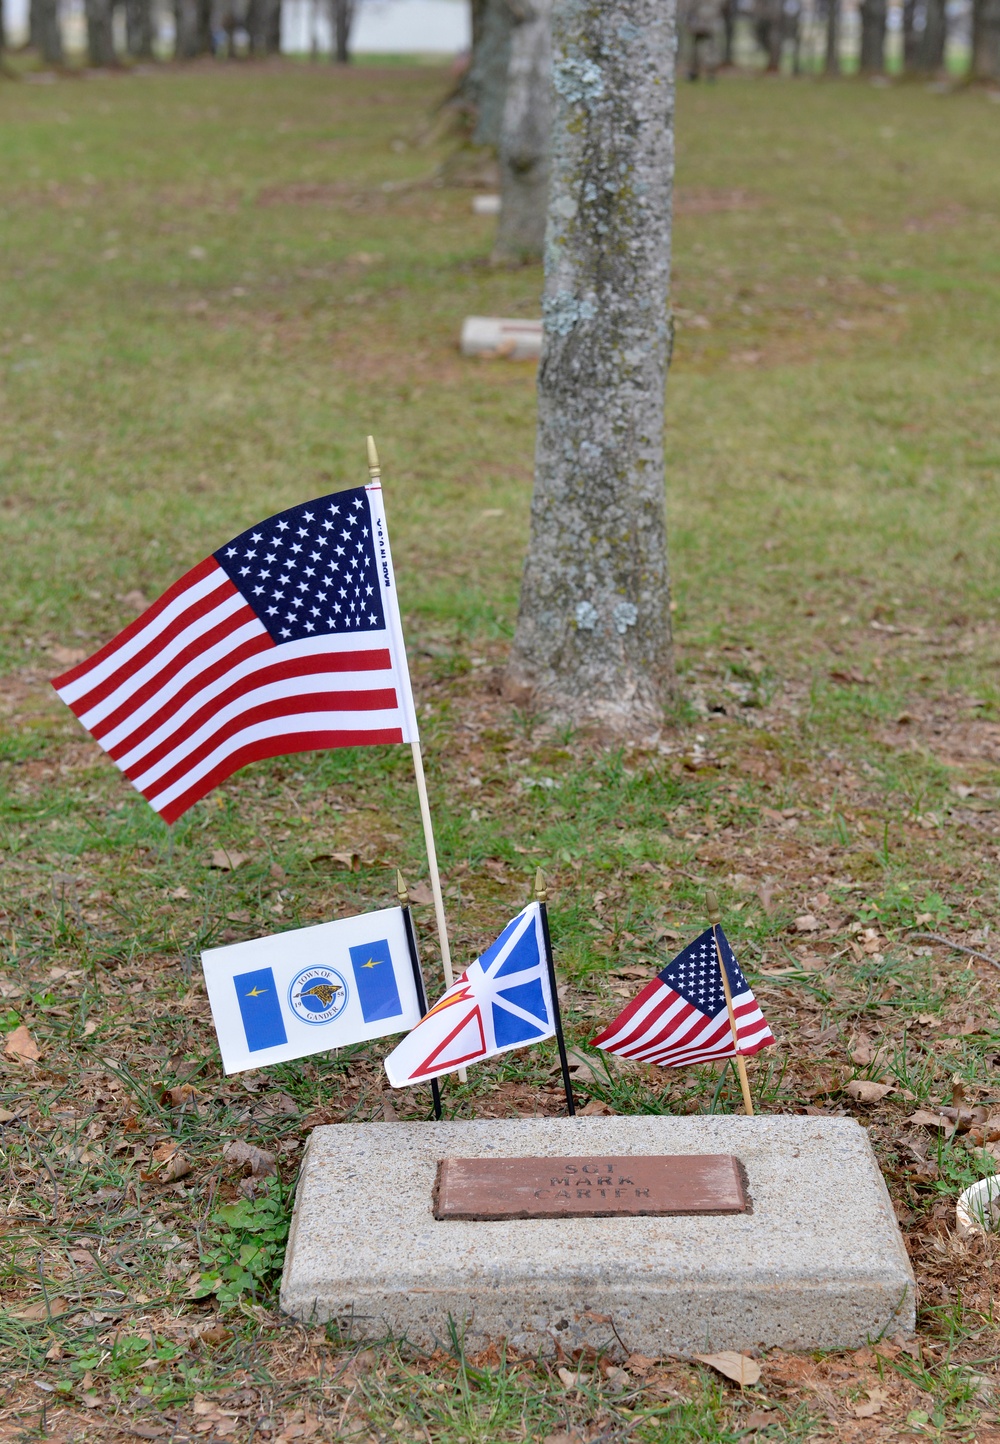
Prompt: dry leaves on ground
<box><xmin>209</xmin><ymin>849</ymin><xmax>249</xmax><ymax>871</ymax></box>
<box><xmin>693</xmin><ymin>1351</ymin><xmax>762</xmax><ymax>1387</ymax></box>
<box><xmin>223</xmin><ymin>1139</ymin><xmax>277</xmax><ymax>1177</ymax></box>
<box><xmin>4</xmin><ymin>1024</ymin><xmax>40</xmax><ymax>1063</ymax></box>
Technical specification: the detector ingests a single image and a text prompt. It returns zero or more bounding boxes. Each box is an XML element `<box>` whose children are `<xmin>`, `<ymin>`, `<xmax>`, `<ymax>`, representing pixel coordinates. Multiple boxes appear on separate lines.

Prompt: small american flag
<box><xmin>51</xmin><ymin>482</ymin><xmax>418</xmax><ymax>824</ymax></box>
<box><xmin>590</xmin><ymin>926</ymin><xmax>774</xmax><ymax>1069</ymax></box>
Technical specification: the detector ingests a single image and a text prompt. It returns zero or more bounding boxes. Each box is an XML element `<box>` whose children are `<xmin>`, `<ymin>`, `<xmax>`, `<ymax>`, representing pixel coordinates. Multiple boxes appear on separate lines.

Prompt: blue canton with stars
<box><xmin>657</xmin><ymin>927</ymin><xmax>746</xmax><ymax>1017</ymax></box>
<box><xmin>213</xmin><ymin>488</ymin><xmax>386</xmax><ymax>644</ymax></box>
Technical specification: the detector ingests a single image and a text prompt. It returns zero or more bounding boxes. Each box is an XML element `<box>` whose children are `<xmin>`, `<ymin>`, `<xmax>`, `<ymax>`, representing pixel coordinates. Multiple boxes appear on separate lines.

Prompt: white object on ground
<box><xmin>281</xmin><ymin>1114</ymin><xmax>915</xmax><ymax>1353</ymax></box>
<box><xmin>956</xmin><ymin>1176</ymin><xmax>1000</xmax><ymax>1235</ymax></box>
<box><xmin>460</xmin><ymin>316</ymin><xmax>542</xmax><ymax>361</ymax></box>
<box><xmin>472</xmin><ymin>194</ymin><xmax>502</xmax><ymax>216</ymax></box>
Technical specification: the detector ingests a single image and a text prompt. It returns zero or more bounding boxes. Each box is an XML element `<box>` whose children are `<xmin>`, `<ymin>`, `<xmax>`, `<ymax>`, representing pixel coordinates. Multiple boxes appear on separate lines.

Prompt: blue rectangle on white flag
<box><xmin>201</xmin><ymin>906</ymin><xmax>421</xmax><ymax>1075</ymax></box>
<box><xmin>350</xmin><ymin>939</ymin><xmax>403</xmax><ymax>1022</ymax></box>
<box><xmin>234</xmin><ymin>967</ymin><xmax>288</xmax><ymax>1052</ymax></box>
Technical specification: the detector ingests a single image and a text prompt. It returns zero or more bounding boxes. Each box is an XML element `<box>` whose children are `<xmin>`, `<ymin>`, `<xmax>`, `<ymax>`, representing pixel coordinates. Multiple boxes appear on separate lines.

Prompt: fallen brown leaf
<box><xmin>209</xmin><ymin>849</ymin><xmax>249</xmax><ymax>871</ymax></box>
<box><xmin>846</xmin><ymin>1080</ymin><xmax>894</xmax><ymax>1104</ymax></box>
<box><xmin>408</xmin><ymin>880</ymin><xmax>434</xmax><ymax>906</ymax></box>
<box><xmin>161</xmin><ymin>1083</ymin><xmax>200</xmax><ymax>1107</ymax></box>
<box><xmin>693</xmin><ymin>1351</ymin><xmax>761</xmax><ymax>1386</ymax></box>
<box><xmin>579</xmin><ymin>1098</ymin><xmax>614</xmax><ymax>1116</ymax></box>
<box><xmin>222</xmin><ymin>1139</ymin><xmax>276</xmax><ymax>1177</ymax></box>
<box><xmin>4</xmin><ymin>1024</ymin><xmax>41</xmax><ymax>1063</ymax></box>
<box><xmin>159</xmin><ymin>1152</ymin><xmax>193</xmax><ymax>1183</ymax></box>
<box><xmin>15</xmin><ymin>1298</ymin><xmax>69</xmax><ymax>1321</ymax></box>
<box><xmin>793</xmin><ymin>914</ymin><xmax>820</xmax><ymax>933</ymax></box>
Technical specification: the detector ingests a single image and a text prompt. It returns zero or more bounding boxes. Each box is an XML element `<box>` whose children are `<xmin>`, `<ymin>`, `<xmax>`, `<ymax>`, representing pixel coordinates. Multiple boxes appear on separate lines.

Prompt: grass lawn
<box><xmin>1</xmin><ymin>56</ymin><xmax>1000</xmax><ymax>1444</ymax></box>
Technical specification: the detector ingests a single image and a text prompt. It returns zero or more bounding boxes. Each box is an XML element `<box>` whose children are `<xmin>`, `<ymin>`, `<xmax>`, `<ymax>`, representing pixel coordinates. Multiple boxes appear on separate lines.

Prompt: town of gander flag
<box><xmin>51</xmin><ymin>482</ymin><xmax>417</xmax><ymax>824</ymax></box>
<box><xmin>590</xmin><ymin>926</ymin><xmax>775</xmax><ymax>1070</ymax></box>
<box><xmin>202</xmin><ymin>907</ymin><xmax>422</xmax><ymax>1075</ymax></box>
<box><xmin>384</xmin><ymin>903</ymin><xmax>554</xmax><ymax>1087</ymax></box>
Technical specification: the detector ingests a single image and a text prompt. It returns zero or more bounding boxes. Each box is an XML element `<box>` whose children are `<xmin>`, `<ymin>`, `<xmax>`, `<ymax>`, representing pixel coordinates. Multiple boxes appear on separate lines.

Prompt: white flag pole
<box><xmin>365</xmin><ymin>437</ymin><xmax>458</xmax><ymax>1015</ymax></box>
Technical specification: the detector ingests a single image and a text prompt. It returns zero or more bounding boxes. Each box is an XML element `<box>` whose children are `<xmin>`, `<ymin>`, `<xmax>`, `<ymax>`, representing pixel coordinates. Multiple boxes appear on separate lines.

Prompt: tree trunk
<box><xmin>469</xmin><ymin>0</ymin><xmax>515</xmax><ymax>146</ymax></box>
<box><xmin>824</xmin><ymin>0</ymin><xmax>839</xmax><ymax>71</ymax></box>
<box><xmin>508</xmin><ymin>0</ymin><xmax>677</xmax><ymax>729</ymax></box>
<box><xmin>972</xmin><ymin>0</ymin><xmax>1000</xmax><ymax>76</ymax></box>
<box><xmin>247</xmin><ymin>0</ymin><xmax>267</xmax><ymax>52</ymax></box>
<box><xmin>267</xmin><ymin>0</ymin><xmax>281</xmax><ymax>52</ymax></box>
<box><xmin>332</xmin><ymin>0</ymin><xmax>353</xmax><ymax>61</ymax></box>
<box><xmin>126</xmin><ymin>0</ymin><xmax>155</xmax><ymax>55</ymax></box>
<box><xmin>195</xmin><ymin>0</ymin><xmax>213</xmax><ymax>52</ymax></box>
<box><xmin>33</xmin><ymin>0</ymin><xmax>64</xmax><ymax>62</ymax></box>
<box><xmin>492</xmin><ymin>0</ymin><xmax>552</xmax><ymax>264</ymax></box>
<box><xmin>858</xmin><ymin>0</ymin><xmax>886</xmax><ymax>70</ymax></box>
<box><xmin>721</xmin><ymin>0</ymin><xmax>736</xmax><ymax>64</ymax></box>
<box><xmin>902</xmin><ymin>0</ymin><xmax>918</xmax><ymax>70</ymax></box>
<box><xmin>922</xmin><ymin>0</ymin><xmax>946</xmax><ymax>68</ymax></box>
<box><xmin>85</xmin><ymin>0</ymin><xmax>116</xmax><ymax>63</ymax></box>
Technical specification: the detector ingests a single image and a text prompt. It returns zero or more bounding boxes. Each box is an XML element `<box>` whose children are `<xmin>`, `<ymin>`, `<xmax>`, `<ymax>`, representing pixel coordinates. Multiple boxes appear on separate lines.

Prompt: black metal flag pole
<box><xmin>534</xmin><ymin>868</ymin><xmax>576</xmax><ymax>1117</ymax></box>
<box><xmin>396</xmin><ymin>870</ymin><xmax>443</xmax><ymax>1121</ymax></box>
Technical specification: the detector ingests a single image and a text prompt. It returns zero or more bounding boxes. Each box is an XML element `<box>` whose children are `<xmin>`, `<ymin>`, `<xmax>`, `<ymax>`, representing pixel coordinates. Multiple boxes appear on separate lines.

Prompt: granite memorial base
<box><xmin>280</xmin><ymin>1115</ymin><xmax>915</xmax><ymax>1356</ymax></box>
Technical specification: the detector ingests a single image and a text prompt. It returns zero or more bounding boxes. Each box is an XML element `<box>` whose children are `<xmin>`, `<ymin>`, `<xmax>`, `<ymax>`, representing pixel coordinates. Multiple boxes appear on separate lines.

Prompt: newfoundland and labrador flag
<box><xmin>384</xmin><ymin>903</ymin><xmax>554</xmax><ymax>1087</ymax></box>
<box><xmin>590</xmin><ymin>926</ymin><xmax>774</xmax><ymax>1069</ymax></box>
<box><xmin>51</xmin><ymin>482</ymin><xmax>417</xmax><ymax>823</ymax></box>
<box><xmin>202</xmin><ymin>906</ymin><xmax>423</xmax><ymax>1075</ymax></box>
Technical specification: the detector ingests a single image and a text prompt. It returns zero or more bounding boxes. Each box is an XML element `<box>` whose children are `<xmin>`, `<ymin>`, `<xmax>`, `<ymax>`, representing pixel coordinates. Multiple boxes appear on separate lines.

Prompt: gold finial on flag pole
<box><xmin>706</xmin><ymin>888</ymin><xmax>754</xmax><ymax>1117</ymax></box>
<box><xmin>534</xmin><ymin>867</ymin><xmax>548</xmax><ymax>904</ymax></box>
<box><xmin>396</xmin><ymin>869</ymin><xmax>409</xmax><ymax>906</ymax></box>
<box><xmin>366</xmin><ymin>435</ymin><xmax>381</xmax><ymax>483</ymax></box>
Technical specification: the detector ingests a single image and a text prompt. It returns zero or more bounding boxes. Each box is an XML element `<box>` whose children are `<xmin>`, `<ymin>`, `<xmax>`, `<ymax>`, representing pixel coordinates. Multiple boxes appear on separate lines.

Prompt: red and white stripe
<box><xmin>591</xmin><ymin>977</ymin><xmax>774</xmax><ymax>1070</ymax></box>
<box><xmin>52</xmin><ymin>557</ymin><xmax>411</xmax><ymax>824</ymax></box>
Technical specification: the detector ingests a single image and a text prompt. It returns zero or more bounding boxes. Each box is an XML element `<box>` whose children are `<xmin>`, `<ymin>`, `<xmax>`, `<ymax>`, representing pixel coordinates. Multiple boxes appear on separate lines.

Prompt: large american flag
<box><xmin>51</xmin><ymin>483</ymin><xmax>418</xmax><ymax>824</ymax></box>
<box><xmin>590</xmin><ymin>926</ymin><xmax>774</xmax><ymax>1069</ymax></box>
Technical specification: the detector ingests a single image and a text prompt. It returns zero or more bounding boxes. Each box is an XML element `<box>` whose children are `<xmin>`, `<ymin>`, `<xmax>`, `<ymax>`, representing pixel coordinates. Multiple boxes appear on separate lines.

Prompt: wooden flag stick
<box><xmin>396</xmin><ymin>870</ymin><xmax>442</xmax><ymax>1120</ymax></box>
<box><xmin>367</xmin><ymin>437</ymin><xmax>464</xmax><ymax>1080</ymax></box>
<box><xmin>535</xmin><ymin>868</ymin><xmax>575</xmax><ymax>1116</ymax></box>
<box><xmin>705</xmin><ymin>889</ymin><xmax>754</xmax><ymax>1117</ymax></box>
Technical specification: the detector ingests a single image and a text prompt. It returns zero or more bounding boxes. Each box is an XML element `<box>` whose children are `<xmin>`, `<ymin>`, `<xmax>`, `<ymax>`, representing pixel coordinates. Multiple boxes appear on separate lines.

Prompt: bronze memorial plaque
<box><xmin>433</xmin><ymin>1154</ymin><xmax>748</xmax><ymax>1221</ymax></box>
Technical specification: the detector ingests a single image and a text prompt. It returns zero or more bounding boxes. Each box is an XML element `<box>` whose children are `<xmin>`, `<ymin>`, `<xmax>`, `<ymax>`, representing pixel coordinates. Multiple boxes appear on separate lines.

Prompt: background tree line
<box><xmin>1</xmin><ymin>0</ymin><xmax>997</xmax><ymax>77</ymax></box>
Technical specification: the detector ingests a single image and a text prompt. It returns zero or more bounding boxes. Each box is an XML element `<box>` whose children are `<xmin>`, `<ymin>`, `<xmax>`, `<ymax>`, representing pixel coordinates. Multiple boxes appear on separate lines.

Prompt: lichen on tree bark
<box><xmin>508</xmin><ymin>0</ymin><xmax>677</xmax><ymax>731</ymax></box>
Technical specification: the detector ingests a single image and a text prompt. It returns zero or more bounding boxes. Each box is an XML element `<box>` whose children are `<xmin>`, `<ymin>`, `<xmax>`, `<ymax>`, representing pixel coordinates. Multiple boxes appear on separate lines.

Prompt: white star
<box><xmin>245</xmin><ymin>548</ymin><xmax>256</xmax><ymax>559</ymax></box>
<box><xmin>310</xmin><ymin>551</ymin><xmax>322</xmax><ymax>562</ymax></box>
<box><xmin>368</xmin><ymin>613</ymin><xmax>378</xmax><ymax>624</ymax></box>
<box><xmin>273</xmin><ymin>589</ymin><xmax>285</xmax><ymax>600</ymax></box>
<box><xmin>297</xmin><ymin>582</ymin><xmax>308</xmax><ymax>593</ymax></box>
<box><xmin>303</xmin><ymin>511</ymin><xmax>314</xmax><ymax>522</ymax></box>
<box><xmin>304</xmin><ymin>566</ymin><xmax>315</xmax><ymax>578</ymax></box>
<box><xmin>280</xmin><ymin>627</ymin><xmax>291</xmax><ymax>637</ymax></box>
<box><xmin>332</xmin><ymin>603</ymin><xmax>341</xmax><ymax>615</ymax></box>
<box><xmin>304</xmin><ymin>621</ymin><xmax>315</xmax><ymax>632</ymax></box>
<box><xmin>266</xmin><ymin>606</ymin><xmax>278</xmax><ymax>616</ymax></box>
<box><xmin>279</xmin><ymin>574</ymin><xmax>290</xmax><ymax>585</ymax></box>
<box><xmin>328</xmin><ymin>505</ymin><xmax>340</xmax><ymax>516</ymax></box>
<box><xmin>292</xmin><ymin>598</ymin><xmax>303</xmax><ymax>609</ymax></box>
<box><xmin>310</xmin><ymin>607</ymin><xmax>320</xmax><ymax>617</ymax></box>
<box><xmin>291</xmin><ymin>543</ymin><xmax>302</xmax><ymax>554</ymax></box>
<box><xmin>225</xmin><ymin>547</ymin><xmax>237</xmax><ymax>558</ymax></box>
<box><xmin>361</xmin><ymin>526</ymin><xmax>369</xmax><ymax>538</ymax></box>
<box><xmin>341</xmin><ymin>528</ymin><xmax>352</xmax><ymax>542</ymax></box>
<box><xmin>253</xmin><ymin>586</ymin><xmax>264</xmax><ymax>596</ymax></box>
<box><xmin>338</xmin><ymin>587</ymin><xmax>347</xmax><ymax>599</ymax></box>
<box><xmin>334</xmin><ymin>545</ymin><xmax>345</xmax><ymax>558</ymax></box>
<box><xmin>297</xmin><ymin>527</ymin><xmax>309</xmax><ymax>538</ymax></box>
<box><xmin>316</xmin><ymin>536</ymin><xmax>327</xmax><ymax>547</ymax></box>
<box><xmin>365</xmin><ymin>584</ymin><xmax>373</xmax><ymax>596</ymax></box>
<box><xmin>317</xmin><ymin>591</ymin><xmax>327</xmax><ymax>602</ymax></box>
<box><xmin>265</xmin><ymin>552</ymin><xmax>276</xmax><ymax>563</ymax></box>
<box><xmin>251</xmin><ymin>532</ymin><xmax>262</xmax><ymax>543</ymax></box>
<box><xmin>323</xmin><ymin>520</ymin><xmax>334</xmax><ymax>531</ymax></box>
<box><xmin>239</xmin><ymin>567</ymin><xmax>250</xmax><ymax>577</ymax></box>
<box><xmin>286</xmin><ymin>612</ymin><xmax>296</xmax><ymax>622</ymax></box>
<box><xmin>278</xmin><ymin>520</ymin><xmax>289</xmax><ymax>531</ymax></box>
